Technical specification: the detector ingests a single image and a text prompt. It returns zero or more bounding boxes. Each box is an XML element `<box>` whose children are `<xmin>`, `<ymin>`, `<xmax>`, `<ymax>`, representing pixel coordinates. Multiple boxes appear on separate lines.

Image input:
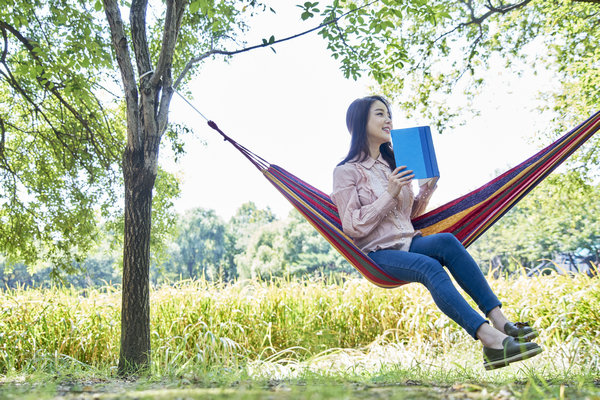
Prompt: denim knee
<box><xmin>416</xmin><ymin>258</ymin><xmax>448</xmax><ymax>287</ymax></box>
<box><xmin>434</xmin><ymin>232</ymin><xmax>462</xmax><ymax>250</ymax></box>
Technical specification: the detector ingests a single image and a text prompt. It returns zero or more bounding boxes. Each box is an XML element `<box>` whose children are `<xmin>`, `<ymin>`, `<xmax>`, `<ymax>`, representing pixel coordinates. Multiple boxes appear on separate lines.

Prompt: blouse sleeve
<box><xmin>331</xmin><ymin>164</ymin><xmax>397</xmax><ymax>239</ymax></box>
<box><xmin>411</xmin><ymin>179</ymin><xmax>437</xmax><ymax>218</ymax></box>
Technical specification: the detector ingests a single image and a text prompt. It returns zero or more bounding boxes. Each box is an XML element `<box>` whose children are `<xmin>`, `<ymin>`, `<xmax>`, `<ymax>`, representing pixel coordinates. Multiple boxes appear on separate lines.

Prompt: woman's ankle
<box><xmin>487</xmin><ymin>307</ymin><xmax>510</xmax><ymax>333</ymax></box>
<box><xmin>477</xmin><ymin>322</ymin><xmax>508</xmax><ymax>349</ymax></box>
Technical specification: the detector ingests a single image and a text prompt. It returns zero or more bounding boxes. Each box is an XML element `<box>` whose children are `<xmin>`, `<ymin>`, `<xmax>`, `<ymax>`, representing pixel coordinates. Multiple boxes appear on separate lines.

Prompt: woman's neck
<box><xmin>369</xmin><ymin>143</ymin><xmax>381</xmax><ymax>160</ymax></box>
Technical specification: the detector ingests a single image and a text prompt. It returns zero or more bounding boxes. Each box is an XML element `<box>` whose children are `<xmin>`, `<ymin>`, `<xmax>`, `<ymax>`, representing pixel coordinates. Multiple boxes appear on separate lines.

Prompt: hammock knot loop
<box><xmin>207</xmin><ymin>120</ymin><xmax>218</xmax><ymax>130</ymax></box>
<box><xmin>208</xmin><ymin>120</ymin><xmax>231</xmax><ymax>143</ymax></box>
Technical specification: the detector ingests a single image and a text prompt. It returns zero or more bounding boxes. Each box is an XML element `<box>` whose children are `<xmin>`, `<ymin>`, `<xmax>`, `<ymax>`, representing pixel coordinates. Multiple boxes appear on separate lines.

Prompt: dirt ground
<box><xmin>2</xmin><ymin>379</ymin><xmax>600</xmax><ymax>400</ymax></box>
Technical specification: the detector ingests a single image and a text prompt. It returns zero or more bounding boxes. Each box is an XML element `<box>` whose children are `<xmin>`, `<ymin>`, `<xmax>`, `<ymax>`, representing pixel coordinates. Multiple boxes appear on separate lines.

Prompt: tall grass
<box><xmin>0</xmin><ymin>272</ymin><xmax>599</xmax><ymax>379</ymax></box>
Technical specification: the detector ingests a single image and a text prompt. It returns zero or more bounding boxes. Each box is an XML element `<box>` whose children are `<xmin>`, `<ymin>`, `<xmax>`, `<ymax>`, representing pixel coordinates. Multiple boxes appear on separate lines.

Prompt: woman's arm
<box><xmin>331</xmin><ymin>165</ymin><xmax>397</xmax><ymax>239</ymax></box>
<box><xmin>411</xmin><ymin>177</ymin><xmax>438</xmax><ymax>218</ymax></box>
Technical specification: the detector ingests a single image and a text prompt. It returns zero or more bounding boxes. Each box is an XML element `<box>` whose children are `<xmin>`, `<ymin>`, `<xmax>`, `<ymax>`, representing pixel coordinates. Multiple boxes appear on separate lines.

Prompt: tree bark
<box><xmin>109</xmin><ymin>0</ymin><xmax>180</xmax><ymax>374</ymax></box>
<box><xmin>118</xmin><ymin>146</ymin><xmax>155</xmax><ymax>372</ymax></box>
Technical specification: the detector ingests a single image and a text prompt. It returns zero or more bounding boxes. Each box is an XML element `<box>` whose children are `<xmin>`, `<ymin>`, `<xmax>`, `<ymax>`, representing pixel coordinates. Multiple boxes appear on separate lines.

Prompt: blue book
<box><xmin>390</xmin><ymin>126</ymin><xmax>439</xmax><ymax>179</ymax></box>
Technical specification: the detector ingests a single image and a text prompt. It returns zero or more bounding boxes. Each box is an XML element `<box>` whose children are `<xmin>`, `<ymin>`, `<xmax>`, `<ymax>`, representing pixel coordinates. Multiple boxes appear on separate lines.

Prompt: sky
<box><xmin>163</xmin><ymin>4</ymin><xmax>557</xmax><ymax>221</ymax></box>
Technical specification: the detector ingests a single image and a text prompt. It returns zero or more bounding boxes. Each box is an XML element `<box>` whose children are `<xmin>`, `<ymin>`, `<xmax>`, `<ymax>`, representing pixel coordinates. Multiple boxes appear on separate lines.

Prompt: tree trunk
<box><xmin>118</xmin><ymin>146</ymin><xmax>156</xmax><ymax>373</ymax></box>
<box><xmin>102</xmin><ymin>0</ymin><xmax>182</xmax><ymax>375</ymax></box>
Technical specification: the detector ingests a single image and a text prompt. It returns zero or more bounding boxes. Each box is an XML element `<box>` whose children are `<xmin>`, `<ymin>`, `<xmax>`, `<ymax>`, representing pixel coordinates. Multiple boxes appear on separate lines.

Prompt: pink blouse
<box><xmin>331</xmin><ymin>155</ymin><xmax>435</xmax><ymax>253</ymax></box>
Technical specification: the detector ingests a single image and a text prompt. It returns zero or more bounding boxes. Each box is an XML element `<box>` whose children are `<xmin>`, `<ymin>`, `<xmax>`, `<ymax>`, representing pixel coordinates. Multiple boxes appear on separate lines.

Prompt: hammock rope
<box><xmin>181</xmin><ymin>92</ymin><xmax>600</xmax><ymax>288</ymax></box>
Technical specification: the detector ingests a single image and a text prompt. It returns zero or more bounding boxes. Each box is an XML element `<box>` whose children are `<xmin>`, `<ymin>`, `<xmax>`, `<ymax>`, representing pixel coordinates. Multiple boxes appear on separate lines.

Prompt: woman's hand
<box><xmin>387</xmin><ymin>166</ymin><xmax>414</xmax><ymax>198</ymax></box>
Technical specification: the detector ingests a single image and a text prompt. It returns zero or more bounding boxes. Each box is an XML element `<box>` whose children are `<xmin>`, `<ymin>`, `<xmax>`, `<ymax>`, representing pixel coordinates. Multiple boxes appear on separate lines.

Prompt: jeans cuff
<box><xmin>471</xmin><ymin>319</ymin><xmax>489</xmax><ymax>340</ymax></box>
<box><xmin>483</xmin><ymin>301</ymin><xmax>503</xmax><ymax>317</ymax></box>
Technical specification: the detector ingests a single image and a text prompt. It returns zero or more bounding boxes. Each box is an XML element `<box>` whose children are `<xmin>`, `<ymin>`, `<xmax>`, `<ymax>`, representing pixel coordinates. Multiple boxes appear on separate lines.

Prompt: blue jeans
<box><xmin>368</xmin><ymin>233</ymin><xmax>502</xmax><ymax>339</ymax></box>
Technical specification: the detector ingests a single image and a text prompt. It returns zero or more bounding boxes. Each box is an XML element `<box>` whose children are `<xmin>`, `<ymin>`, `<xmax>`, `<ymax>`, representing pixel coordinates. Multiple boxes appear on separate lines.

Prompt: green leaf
<box><xmin>189</xmin><ymin>0</ymin><xmax>201</xmax><ymax>13</ymax></box>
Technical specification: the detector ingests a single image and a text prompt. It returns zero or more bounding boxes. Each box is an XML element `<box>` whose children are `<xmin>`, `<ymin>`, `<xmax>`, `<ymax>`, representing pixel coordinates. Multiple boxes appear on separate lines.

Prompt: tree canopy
<box><xmin>316</xmin><ymin>0</ymin><xmax>599</xmax><ymax>175</ymax></box>
<box><xmin>0</xmin><ymin>0</ymin><xmax>123</xmax><ymax>271</ymax></box>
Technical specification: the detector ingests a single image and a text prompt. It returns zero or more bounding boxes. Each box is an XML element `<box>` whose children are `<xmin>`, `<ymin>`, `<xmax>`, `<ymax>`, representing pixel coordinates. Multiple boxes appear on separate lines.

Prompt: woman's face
<box><xmin>365</xmin><ymin>100</ymin><xmax>393</xmax><ymax>146</ymax></box>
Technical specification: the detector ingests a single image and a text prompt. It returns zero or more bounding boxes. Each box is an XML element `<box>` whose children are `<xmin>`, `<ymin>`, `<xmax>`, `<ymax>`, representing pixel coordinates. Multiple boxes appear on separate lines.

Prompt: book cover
<box><xmin>390</xmin><ymin>126</ymin><xmax>440</xmax><ymax>179</ymax></box>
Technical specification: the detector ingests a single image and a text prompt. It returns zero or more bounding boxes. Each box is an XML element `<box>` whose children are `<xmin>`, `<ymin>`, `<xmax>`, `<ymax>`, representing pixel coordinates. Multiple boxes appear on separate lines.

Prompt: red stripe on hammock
<box><xmin>449</xmin><ymin>116</ymin><xmax>599</xmax><ymax>241</ymax></box>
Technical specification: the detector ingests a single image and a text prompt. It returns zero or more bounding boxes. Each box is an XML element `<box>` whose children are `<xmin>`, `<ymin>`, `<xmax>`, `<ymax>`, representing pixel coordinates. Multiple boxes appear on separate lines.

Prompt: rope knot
<box><xmin>207</xmin><ymin>120</ymin><xmax>229</xmax><ymax>142</ymax></box>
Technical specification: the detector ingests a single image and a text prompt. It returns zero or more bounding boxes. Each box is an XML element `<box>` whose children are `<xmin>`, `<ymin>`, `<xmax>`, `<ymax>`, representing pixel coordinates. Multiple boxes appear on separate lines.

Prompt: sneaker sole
<box><xmin>483</xmin><ymin>346</ymin><xmax>544</xmax><ymax>370</ymax></box>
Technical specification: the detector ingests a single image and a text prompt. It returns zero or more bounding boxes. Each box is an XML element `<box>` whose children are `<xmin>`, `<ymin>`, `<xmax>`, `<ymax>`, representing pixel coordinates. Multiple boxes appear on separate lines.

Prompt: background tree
<box><xmin>282</xmin><ymin>210</ymin><xmax>355</xmax><ymax>277</ymax></box>
<box><xmin>0</xmin><ymin>236</ymin><xmax>120</xmax><ymax>289</ymax></box>
<box><xmin>236</xmin><ymin>220</ymin><xmax>287</xmax><ymax>279</ymax></box>
<box><xmin>469</xmin><ymin>170</ymin><xmax>600</xmax><ymax>272</ymax></box>
<box><xmin>166</xmin><ymin>208</ymin><xmax>230</xmax><ymax>280</ymax></box>
<box><xmin>228</xmin><ymin>201</ymin><xmax>277</xmax><ymax>272</ymax></box>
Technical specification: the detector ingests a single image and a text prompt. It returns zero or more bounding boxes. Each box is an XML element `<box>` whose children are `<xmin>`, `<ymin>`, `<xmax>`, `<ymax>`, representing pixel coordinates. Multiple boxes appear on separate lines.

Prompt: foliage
<box><xmin>0</xmin><ymin>0</ymin><xmax>124</xmax><ymax>271</ymax></box>
<box><xmin>235</xmin><ymin>209</ymin><xmax>355</xmax><ymax>280</ymax></box>
<box><xmin>282</xmin><ymin>209</ymin><xmax>355</xmax><ymax>276</ymax></box>
<box><xmin>313</xmin><ymin>0</ymin><xmax>600</xmax><ymax>180</ymax></box>
<box><xmin>1</xmin><ymin>274</ymin><xmax>599</xmax><ymax>377</ymax></box>
<box><xmin>469</xmin><ymin>171</ymin><xmax>600</xmax><ymax>272</ymax></box>
<box><xmin>229</xmin><ymin>201</ymin><xmax>278</xmax><ymax>232</ymax></box>
<box><xmin>157</xmin><ymin>207</ymin><xmax>232</xmax><ymax>282</ymax></box>
<box><xmin>317</xmin><ymin>0</ymin><xmax>599</xmax><ymax>124</ymax></box>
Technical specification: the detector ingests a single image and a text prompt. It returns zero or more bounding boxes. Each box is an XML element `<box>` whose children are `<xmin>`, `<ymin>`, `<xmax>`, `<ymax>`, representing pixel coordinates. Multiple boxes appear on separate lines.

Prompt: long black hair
<box><xmin>338</xmin><ymin>95</ymin><xmax>396</xmax><ymax>171</ymax></box>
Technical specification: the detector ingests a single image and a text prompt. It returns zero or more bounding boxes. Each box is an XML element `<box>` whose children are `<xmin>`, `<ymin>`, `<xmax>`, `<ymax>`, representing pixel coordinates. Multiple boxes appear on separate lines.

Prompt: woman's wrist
<box><xmin>418</xmin><ymin>178</ymin><xmax>437</xmax><ymax>195</ymax></box>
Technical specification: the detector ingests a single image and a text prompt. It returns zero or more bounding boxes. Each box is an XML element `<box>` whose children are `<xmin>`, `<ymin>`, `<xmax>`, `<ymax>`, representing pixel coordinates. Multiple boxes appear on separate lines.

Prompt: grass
<box><xmin>0</xmin><ymin>272</ymin><xmax>599</xmax><ymax>398</ymax></box>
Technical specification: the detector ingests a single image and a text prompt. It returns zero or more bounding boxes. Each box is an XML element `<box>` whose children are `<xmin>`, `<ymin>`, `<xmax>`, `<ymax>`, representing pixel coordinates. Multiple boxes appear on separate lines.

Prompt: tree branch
<box><xmin>156</xmin><ymin>72</ymin><xmax>173</xmax><ymax>136</ymax></box>
<box><xmin>0</xmin><ymin>22</ymin><xmax>102</xmax><ymax>140</ymax></box>
<box><xmin>103</xmin><ymin>0</ymin><xmax>142</xmax><ymax>151</ymax></box>
<box><xmin>334</xmin><ymin>18</ymin><xmax>359</xmax><ymax>57</ymax></box>
<box><xmin>431</xmin><ymin>0</ymin><xmax>533</xmax><ymax>57</ymax></box>
<box><xmin>0</xmin><ymin>67</ymin><xmax>96</xmax><ymax>176</ymax></box>
<box><xmin>468</xmin><ymin>0</ymin><xmax>533</xmax><ymax>25</ymax></box>
<box><xmin>0</xmin><ymin>25</ymin><xmax>7</xmax><ymax>63</ymax></box>
<box><xmin>0</xmin><ymin>67</ymin><xmax>60</xmax><ymax>140</ymax></box>
<box><xmin>0</xmin><ymin>116</ymin><xmax>6</xmax><ymax>162</ymax></box>
<box><xmin>151</xmin><ymin>0</ymin><xmax>186</xmax><ymax>88</ymax></box>
<box><xmin>173</xmin><ymin>2</ymin><xmax>373</xmax><ymax>89</ymax></box>
<box><xmin>130</xmin><ymin>0</ymin><xmax>152</xmax><ymax>77</ymax></box>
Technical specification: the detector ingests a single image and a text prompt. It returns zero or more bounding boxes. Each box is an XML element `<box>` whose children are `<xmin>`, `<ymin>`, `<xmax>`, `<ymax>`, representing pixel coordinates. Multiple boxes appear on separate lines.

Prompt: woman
<box><xmin>331</xmin><ymin>95</ymin><xmax>543</xmax><ymax>370</ymax></box>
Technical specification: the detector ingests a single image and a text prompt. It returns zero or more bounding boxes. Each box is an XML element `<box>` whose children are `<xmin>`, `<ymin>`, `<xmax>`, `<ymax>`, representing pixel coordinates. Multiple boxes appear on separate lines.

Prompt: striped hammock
<box><xmin>206</xmin><ymin>111</ymin><xmax>600</xmax><ymax>288</ymax></box>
